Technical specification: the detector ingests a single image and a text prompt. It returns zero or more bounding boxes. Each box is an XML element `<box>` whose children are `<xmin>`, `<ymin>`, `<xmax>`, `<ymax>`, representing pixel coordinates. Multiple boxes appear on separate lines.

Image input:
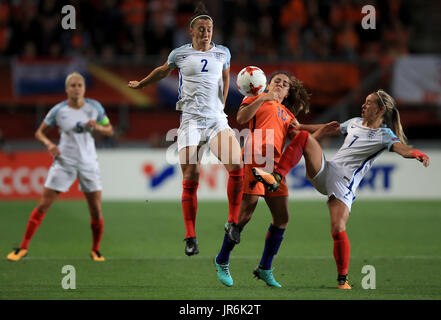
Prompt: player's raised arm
<box><xmin>35</xmin><ymin>122</ymin><xmax>60</xmax><ymax>157</ymax></box>
<box><xmin>290</xmin><ymin>121</ymin><xmax>340</xmax><ymax>140</ymax></box>
<box><xmin>391</xmin><ymin>142</ymin><xmax>430</xmax><ymax>167</ymax></box>
<box><xmin>236</xmin><ymin>92</ymin><xmax>276</xmax><ymax>125</ymax></box>
<box><xmin>128</xmin><ymin>61</ymin><xmax>174</xmax><ymax>89</ymax></box>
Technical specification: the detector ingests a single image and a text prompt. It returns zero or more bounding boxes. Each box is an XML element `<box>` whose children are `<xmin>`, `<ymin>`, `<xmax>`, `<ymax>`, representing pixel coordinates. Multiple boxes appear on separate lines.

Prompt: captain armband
<box><xmin>97</xmin><ymin>116</ymin><xmax>110</xmax><ymax>126</ymax></box>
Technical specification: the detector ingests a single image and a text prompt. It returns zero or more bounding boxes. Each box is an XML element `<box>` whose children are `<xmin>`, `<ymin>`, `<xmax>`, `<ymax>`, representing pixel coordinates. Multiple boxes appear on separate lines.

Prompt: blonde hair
<box><xmin>65</xmin><ymin>72</ymin><xmax>85</xmax><ymax>88</ymax></box>
<box><xmin>375</xmin><ymin>89</ymin><xmax>408</xmax><ymax>146</ymax></box>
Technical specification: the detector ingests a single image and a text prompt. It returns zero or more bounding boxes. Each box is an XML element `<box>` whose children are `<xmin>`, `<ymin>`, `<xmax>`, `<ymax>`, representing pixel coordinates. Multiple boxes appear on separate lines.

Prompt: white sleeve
<box><xmin>381</xmin><ymin>128</ymin><xmax>400</xmax><ymax>151</ymax></box>
<box><xmin>339</xmin><ymin>118</ymin><xmax>353</xmax><ymax>135</ymax></box>
<box><xmin>43</xmin><ymin>103</ymin><xmax>64</xmax><ymax>126</ymax></box>
<box><xmin>167</xmin><ymin>48</ymin><xmax>178</xmax><ymax>69</ymax></box>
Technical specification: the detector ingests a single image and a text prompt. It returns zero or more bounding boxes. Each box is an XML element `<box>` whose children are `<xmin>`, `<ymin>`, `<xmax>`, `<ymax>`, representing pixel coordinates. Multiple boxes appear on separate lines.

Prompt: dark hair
<box><xmin>189</xmin><ymin>2</ymin><xmax>213</xmax><ymax>27</ymax></box>
<box><xmin>268</xmin><ymin>72</ymin><xmax>311</xmax><ymax>116</ymax></box>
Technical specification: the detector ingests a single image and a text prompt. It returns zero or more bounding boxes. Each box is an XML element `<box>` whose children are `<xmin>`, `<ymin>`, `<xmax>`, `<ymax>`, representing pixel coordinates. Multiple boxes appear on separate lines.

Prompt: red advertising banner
<box><xmin>0</xmin><ymin>151</ymin><xmax>83</xmax><ymax>200</ymax></box>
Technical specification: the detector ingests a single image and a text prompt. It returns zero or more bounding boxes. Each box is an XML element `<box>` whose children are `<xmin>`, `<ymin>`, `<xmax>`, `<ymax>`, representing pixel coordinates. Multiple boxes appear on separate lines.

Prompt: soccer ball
<box><xmin>236</xmin><ymin>66</ymin><xmax>267</xmax><ymax>97</ymax></box>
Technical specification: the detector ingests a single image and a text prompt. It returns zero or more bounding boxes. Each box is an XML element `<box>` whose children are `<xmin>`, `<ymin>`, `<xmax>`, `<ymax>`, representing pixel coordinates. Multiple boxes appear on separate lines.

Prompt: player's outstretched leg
<box><xmin>252</xmin><ymin>130</ymin><xmax>310</xmax><ymax>192</ymax></box>
<box><xmin>251</xmin><ymin>168</ymin><xmax>282</xmax><ymax>192</ymax></box>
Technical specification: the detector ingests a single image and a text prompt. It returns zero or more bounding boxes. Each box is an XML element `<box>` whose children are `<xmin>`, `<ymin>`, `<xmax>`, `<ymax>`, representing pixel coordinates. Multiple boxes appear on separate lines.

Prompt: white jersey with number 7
<box><xmin>330</xmin><ymin>117</ymin><xmax>400</xmax><ymax>192</ymax></box>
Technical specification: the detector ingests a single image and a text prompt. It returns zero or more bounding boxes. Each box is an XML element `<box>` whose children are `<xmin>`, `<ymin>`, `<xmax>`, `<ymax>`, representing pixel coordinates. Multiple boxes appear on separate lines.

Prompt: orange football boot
<box><xmin>7</xmin><ymin>248</ymin><xmax>28</xmax><ymax>261</ymax></box>
<box><xmin>90</xmin><ymin>250</ymin><xmax>105</xmax><ymax>262</ymax></box>
<box><xmin>251</xmin><ymin>167</ymin><xmax>282</xmax><ymax>192</ymax></box>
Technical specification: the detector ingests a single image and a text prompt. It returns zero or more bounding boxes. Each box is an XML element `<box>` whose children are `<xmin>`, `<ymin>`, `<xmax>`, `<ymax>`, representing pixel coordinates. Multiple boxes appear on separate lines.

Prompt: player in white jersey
<box><xmin>252</xmin><ymin>89</ymin><xmax>430</xmax><ymax>289</ymax></box>
<box><xmin>7</xmin><ymin>72</ymin><xmax>114</xmax><ymax>262</ymax></box>
<box><xmin>128</xmin><ymin>3</ymin><xmax>243</xmax><ymax>256</ymax></box>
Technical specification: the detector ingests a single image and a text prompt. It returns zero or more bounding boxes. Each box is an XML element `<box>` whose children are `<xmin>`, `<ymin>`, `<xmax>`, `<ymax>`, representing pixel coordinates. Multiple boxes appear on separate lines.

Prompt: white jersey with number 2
<box><xmin>167</xmin><ymin>43</ymin><xmax>231</xmax><ymax>118</ymax></box>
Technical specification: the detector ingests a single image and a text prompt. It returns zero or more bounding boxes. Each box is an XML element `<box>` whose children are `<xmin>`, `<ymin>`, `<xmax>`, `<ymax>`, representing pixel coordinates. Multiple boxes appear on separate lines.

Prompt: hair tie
<box><xmin>190</xmin><ymin>15</ymin><xmax>213</xmax><ymax>27</ymax></box>
<box><xmin>376</xmin><ymin>91</ymin><xmax>386</xmax><ymax>107</ymax></box>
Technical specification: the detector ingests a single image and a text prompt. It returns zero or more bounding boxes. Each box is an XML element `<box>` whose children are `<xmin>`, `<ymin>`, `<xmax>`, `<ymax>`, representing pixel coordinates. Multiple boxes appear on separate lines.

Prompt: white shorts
<box><xmin>308</xmin><ymin>153</ymin><xmax>356</xmax><ymax>211</ymax></box>
<box><xmin>177</xmin><ymin>113</ymin><xmax>231</xmax><ymax>152</ymax></box>
<box><xmin>44</xmin><ymin>159</ymin><xmax>102</xmax><ymax>193</ymax></box>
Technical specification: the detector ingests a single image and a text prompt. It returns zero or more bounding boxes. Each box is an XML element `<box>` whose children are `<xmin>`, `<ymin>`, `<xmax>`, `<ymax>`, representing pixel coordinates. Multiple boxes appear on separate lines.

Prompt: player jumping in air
<box><xmin>128</xmin><ymin>2</ymin><xmax>243</xmax><ymax>256</ymax></box>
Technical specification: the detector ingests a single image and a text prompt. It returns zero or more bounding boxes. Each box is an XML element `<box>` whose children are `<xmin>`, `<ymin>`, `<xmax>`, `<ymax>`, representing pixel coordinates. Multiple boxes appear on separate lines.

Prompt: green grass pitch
<box><xmin>0</xmin><ymin>200</ymin><xmax>440</xmax><ymax>300</ymax></box>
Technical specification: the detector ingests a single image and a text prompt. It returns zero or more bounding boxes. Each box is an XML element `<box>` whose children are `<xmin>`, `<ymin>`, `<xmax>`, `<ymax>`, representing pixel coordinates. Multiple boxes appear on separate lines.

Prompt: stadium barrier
<box><xmin>1</xmin><ymin>149</ymin><xmax>439</xmax><ymax>200</ymax></box>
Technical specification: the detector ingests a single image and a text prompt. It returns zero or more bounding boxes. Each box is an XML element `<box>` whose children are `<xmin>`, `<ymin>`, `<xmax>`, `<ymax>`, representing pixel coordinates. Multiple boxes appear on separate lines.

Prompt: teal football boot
<box><xmin>253</xmin><ymin>266</ymin><xmax>282</xmax><ymax>287</ymax></box>
<box><xmin>214</xmin><ymin>257</ymin><xmax>233</xmax><ymax>287</ymax></box>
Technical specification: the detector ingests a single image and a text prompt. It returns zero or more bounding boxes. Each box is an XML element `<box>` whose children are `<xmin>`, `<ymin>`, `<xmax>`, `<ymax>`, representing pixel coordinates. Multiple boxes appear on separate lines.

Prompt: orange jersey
<box><xmin>241</xmin><ymin>92</ymin><xmax>295</xmax><ymax>166</ymax></box>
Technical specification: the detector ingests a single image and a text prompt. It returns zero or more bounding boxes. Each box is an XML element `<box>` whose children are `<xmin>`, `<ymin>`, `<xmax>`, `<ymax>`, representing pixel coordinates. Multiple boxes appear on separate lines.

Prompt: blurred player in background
<box><xmin>214</xmin><ymin>71</ymin><xmax>338</xmax><ymax>287</ymax></box>
<box><xmin>7</xmin><ymin>72</ymin><xmax>114</xmax><ymax>262</ymax></box>
<box><xmin>253</xmin><ymin>89</ymin><xmax>430</xmax><ymax>289</ymax></box>
<box><xmin>128</xmin><ymin>2</ymin><xmax>243</xmax><ymax>256</ymax></box>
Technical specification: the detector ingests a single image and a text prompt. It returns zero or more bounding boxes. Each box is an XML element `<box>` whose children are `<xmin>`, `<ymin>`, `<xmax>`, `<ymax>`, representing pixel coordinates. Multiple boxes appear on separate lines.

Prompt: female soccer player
<box><xmin>213</xmin><ymin>71</ymin><xmax>338</xmax><ymax>287</ymax></box>
<box><xmin>253</xmin><ymin>89</ymin><xmax>430</xmax><ymax>289</ymax></box>
<box><xmin>7</xmin><ymin>72</ymin><xmax>114</xmax><ymax>262</ymax></box>
<box><xmin>128</xmin><ymin>3</ymin><xmax>243</xmax><ymax>256</ymax></box>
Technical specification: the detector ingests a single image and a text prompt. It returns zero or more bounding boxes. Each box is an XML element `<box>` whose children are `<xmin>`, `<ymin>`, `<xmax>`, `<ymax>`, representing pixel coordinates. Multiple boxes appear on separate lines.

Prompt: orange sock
<box><xmin>91</xmin><ymin>218</ymin><xmax>104</xmax><ymax>251</ymax></box>
<box><xmin>275</xmin><ymin>130</ymin><xmax>309</xmax><ymax>177</ymax></box>
<box><xmin>20</xmin><ymin>208</ymin><xmax>46</xmax><ymax>249</ymax></box>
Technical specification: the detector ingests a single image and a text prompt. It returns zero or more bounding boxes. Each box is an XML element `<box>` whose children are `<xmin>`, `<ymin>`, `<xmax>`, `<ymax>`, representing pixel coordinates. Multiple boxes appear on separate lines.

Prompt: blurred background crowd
<box><xmin>0</xmin><ymin>0</ymin><xmax>426</xmax><ymax>62</ymax></box>
<box><xmin>0</xmin><ymin>0</ymin><xmax>440</xmax><ymax>149</ymax></box>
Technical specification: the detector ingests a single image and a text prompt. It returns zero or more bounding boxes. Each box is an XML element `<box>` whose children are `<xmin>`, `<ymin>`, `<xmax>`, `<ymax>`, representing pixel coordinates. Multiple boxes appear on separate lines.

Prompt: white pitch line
<box><xmin>12</xmin><ymin>255</ymin><xmax>441</xmax><ymax>261</ymax></box>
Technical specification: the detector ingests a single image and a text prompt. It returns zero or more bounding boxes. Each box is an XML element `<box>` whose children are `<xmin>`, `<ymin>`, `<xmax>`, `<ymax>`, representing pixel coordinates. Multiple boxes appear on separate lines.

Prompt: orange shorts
<box><xmin>243</xmin><ymin>164</ymin><xmax>289</xmax><ymax>198</ymax></box>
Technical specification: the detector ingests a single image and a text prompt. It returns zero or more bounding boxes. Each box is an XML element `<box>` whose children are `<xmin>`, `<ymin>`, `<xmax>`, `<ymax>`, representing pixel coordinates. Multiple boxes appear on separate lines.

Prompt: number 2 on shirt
<box><xmin>200</xmin><ymin>59</ymin><xmax>208</xmax><ymax>72</ymax></box>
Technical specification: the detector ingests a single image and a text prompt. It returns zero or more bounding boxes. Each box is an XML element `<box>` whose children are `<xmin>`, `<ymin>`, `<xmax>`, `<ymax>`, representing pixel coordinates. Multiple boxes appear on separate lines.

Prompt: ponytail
<box><xmin>375</xmin><ymin>89</ymin><xmax>408</xmax><ymax>146</ymax></box>
<box><xmin>189</xmin><ymin>2</ymin><xmax>212</xmax><ymax>27</ymax></box>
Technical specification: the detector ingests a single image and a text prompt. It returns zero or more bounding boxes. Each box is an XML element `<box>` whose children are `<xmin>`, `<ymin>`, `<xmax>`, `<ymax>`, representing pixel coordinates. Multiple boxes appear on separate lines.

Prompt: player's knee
<box><xmin>238</xmin><ymin>206</ymin><xmax>254</xmax><ymax>226</ymax></box>
<box><xmin>182</xmin><ymin>167</ymin><xmax>199</xmax><ymax>181</ymax></box>
<box><xmin>238</xmin><ymin>214</ymin><xmax>251</xmax><ymax>227</ymax></box>
<box><xmin>226</xmin><ymin>163</ymin><xmax>242</xmax><ymax>172</ymax></box>
<box><xmin>90</xmin><ymin>210</ymin><xmax>102</xmax><ymax>221</ymax></box>
<box><xmin>330</xmin><ymin>221</ymin><xmax>346</xmax><ymax>233</ymax></box>
<box><xmin>36</xmin><ymin>199</ymin><xmax>54</xmax><ymax>213</ymax></box>
<box><xmin>273</xmin><ymin>214</ymin><xmax>289</xmax><ymax>228</ymax></box>
<box><xmin>183</xmin><ymin>173</ymin><xmax>199</xmax><ymax>181</ymax></box>
<box><xmin>36</xmin><ymin>204</ymin><xmax>49</xmax><ymax>213</ymax></box>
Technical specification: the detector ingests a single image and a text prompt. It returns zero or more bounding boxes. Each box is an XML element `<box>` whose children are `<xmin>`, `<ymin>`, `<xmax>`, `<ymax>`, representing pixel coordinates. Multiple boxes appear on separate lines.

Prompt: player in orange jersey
<box><xmin>214</xmin><ymin>71</ymin><xmax>338</xmax><ymax>287</ymax></box>
<box><xmin>252</xmin><ymin>89</ymin><xmax>430</xmax><ymax>289</ymax></box>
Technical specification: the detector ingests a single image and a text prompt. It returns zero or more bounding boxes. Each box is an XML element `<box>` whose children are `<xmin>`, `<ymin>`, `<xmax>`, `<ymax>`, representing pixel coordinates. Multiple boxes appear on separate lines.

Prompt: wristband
<box><xmin>411</xmin><ymin>149</ymin><xmax>427</xmax><ymax>159</ymax></box>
